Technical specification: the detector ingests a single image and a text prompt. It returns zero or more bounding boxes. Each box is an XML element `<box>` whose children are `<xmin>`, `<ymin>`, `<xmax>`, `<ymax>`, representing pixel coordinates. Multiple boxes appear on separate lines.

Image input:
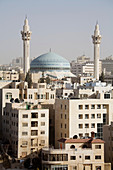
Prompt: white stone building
<box><xmin>70</xmin><ymin>61</ymin><xmax>102</xmax><ymax>77</ymax></box>
<box><xmin>42</xmin><ymin>136</ymin><xmax>111</xmax><ymax>170</ymax></box>
<box><xmin>55</xmin><ymin>92</ymin><xmax>113</xmax><ymax>148</ymax></box>
<box><xmin>0</xmin><ymin>70</ymin><xmax>19</xmax><ymax>81</ymax></box>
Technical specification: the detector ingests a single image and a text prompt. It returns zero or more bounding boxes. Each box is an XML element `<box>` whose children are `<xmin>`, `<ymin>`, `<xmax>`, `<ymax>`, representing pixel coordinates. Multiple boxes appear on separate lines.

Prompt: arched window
<box><xmin>5</xmin><ymin>92</ymin><xmax>12</xmax><ymax>99</ymax></box>
<box><xmin>70</xmin><ymin>145</ymin><xmax>75</xmax><ymax>149</ymax></box>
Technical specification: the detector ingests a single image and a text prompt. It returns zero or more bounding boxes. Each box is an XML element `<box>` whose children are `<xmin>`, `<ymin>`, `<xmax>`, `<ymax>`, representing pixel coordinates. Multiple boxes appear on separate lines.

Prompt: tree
<box><xmin>24</xmin><ymin>158</ymin><xmax>30</xmax><ymax>168</ymax></box>
<box><xmin>99</xmin><ymin>71</ymin><xmax>104</xmax><ymax>82</ymax></box>
<box><xmin>46</xmin><ymin>76</ymin><xmax>50</xmax><ymax>84</ymax></box>
<box><xmin>25</xmin><ymin>71</ymin><xmax>32</xmax><ymax>88</ymax></box>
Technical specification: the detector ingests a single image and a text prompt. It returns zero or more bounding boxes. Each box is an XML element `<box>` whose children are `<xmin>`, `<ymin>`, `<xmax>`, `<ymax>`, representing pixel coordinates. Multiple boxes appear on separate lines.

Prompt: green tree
<box><xmin>25</xmin><ymin>71</ymin><xmax>32</xmax><ymax>88</ymax></box>
<box><xmin>46</xmin><ymin>76</ymin><xmax>50</xmax><ymax>84</ymax></box>
<box><xmin>99</xmin><ymin>71</ymin><xmax>104</xmax><ymax>82</ymax></box>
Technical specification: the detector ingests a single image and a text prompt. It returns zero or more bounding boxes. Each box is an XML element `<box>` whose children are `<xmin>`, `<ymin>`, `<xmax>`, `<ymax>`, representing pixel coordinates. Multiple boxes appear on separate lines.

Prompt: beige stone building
<box><xmin>42</xmin><ymin>136</ymin><xmax>111</xmax><ymax>170</ymax></box>
<box><xmin>0</xmin><ymin>70</ymin><xmax>19</xmax><ymax>81</ymax></box>
<box><xmin>55</xmin><ymin>93</ymin><xmax>113</xmax><ymax>148</ymax></box>
<box><xmin>2</xmin><ymin>102</ymin><xmax>49</xmax><ymax>158</ymax></box>
<box><xmin>0</xmin><ymin>81</ymin><xmax>56</xmax><ymax>137</ymax></box>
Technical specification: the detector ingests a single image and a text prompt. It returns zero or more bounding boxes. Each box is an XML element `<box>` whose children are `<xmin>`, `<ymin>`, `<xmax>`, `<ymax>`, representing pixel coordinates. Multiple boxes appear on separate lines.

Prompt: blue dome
<box><xmin>30</xmin><ymin>52</ymin><xmax>70</xmax><ymax>72</ymax></box>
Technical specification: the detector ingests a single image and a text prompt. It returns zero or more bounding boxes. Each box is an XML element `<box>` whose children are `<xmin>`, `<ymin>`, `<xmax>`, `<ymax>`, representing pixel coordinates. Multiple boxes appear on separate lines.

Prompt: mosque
<box><xmin>21</xmin><ymin>18</ymin><xmax>101</xmax><ymax>81</ymax></box>
<box><xmin>21</xmin><ymin>18</ymin><xmax>75</xmax><ymax>79</ymax></box>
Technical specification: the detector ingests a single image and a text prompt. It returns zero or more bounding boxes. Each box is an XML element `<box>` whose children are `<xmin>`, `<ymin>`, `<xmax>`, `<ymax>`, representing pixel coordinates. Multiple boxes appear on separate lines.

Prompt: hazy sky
<box><xmin>0</xmin><ymin>0</ymin><xmax>113</xmax><ymax>64</ymax></box>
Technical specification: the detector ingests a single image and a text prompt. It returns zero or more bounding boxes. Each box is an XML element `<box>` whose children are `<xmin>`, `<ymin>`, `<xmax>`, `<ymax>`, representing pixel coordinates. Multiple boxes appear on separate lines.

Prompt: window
<box><xmin>85</xmin><ymin>114</ymin><xmax>89</xmax><ymax>119</ymax></box>
<box><xmin>95</xmin><ymin>145</ymin><xmax>101</xmax><ymax>149</ymax></box>
<box><xmin>41</xmin><ymin>122</ymin><xmax>45</xmax><ymax>126</ymax></box>
<box><xmin>78</xmin><ymin>114</ymin><xmax>83</xmax><ymax>119</ymax></box>
<box><xmin>96</xmin><ymin>166</ymin><xmax>101</xmax><ymax>170</ymax></box>
<box><xmin>91</xmin><ymin>104</ymin><xmax>95</xmax><ymax>109</ymax></box>
<box><xmin>61</xmin><ymin>114</ymin><xmax>62</xmax><ymax>119</ymax></box>
<box><xmin>22</xmin><ymin>123</ymin><xmax>28</xmax><ymax>127</ymax></box>
<box><xmin>85</xmin><ymin>156</ymin><xmax>90</xmax><ymax>160</ymax></box>
<box><xmin>70</xmin><ymin>145</ymin><xmax>75</xmax><ymax>149</ymax></box>
<box><xmin>31</xmin><ymin>121</ymin><xmax>38</xmax><ymax>127</ymax></box>
<box><xmin>73</xmin><ymin>166</ymin><xmax>77</xmax><ymax>170</ymax></box>
<box><xmin>41</xmin><ymin>94</ymin><xmax>43</xmax><ymax>99</ymax></box>
<box><xmin>104</xmin><ymin>93</ymin><xmax>110</xmax><ymax>99</ymax></box>
<box><xmin>61</xmin><ymin>133</ymin><xmax>62</xmax><ymax>137</ymax></box>
<box><xmin>79</xmin><ymin>124</ymin><xmax>83</xmax><ymax>129</ymax></box>
<box><xmin>65</xmin><ymin>114</ymin><xmax>66</xmax><ymax>119</ymax></box>
<box><xmin>41</xmin><ymin>113</ymin><xmax>45</xmax><ymax>117</ymax></box>
<box><xmin>61</xmin><ymin>123</ymin><xmax>62</xmax><ymax>128</ymax></box>
<box><xmin>79</xmin><ymin>105</ymin><xmax>83</xmax><ymax>110</ymax></box>
<box><xmin>22</xmin><ymin>152</ymin><xmax>27</xmax><ymax>157</ymax></box>
<box><xmin>95</xmin><ymin>155</ymin><xmax>101</xmax><ymax>159</ymax></box>
<box><xmin>65</xmin><ymin>124</ymin><xmax>66</xmax><ymax>129</ymax></box>
<box><xmin>91</xmin><ymin>114</ymin><xmax>95</xmax><ymax>119</ymax></box>
<box><xmin>97</xmin><ymin>114</ymin><xmax>101</xmax><ymax>118</ymax></box>
<box><xmin>41</xmin><ymin>140</ymin><xmax>45</xmax><ymax>145</ymax></box>
<box><xmin>31</xmin><ymin>130</ymin><xmax>38</xmax><ymax>136</ymax></box>
<box><xmin>85</xmin><ymin>133</ymin><xmax>89</xmax><ymax>137</ymax></box>
<box><xmin>31</xmin><ymin>112</ymin><xmax>38</xmax><ymax>118</ymax></box>
<box><xmin>65</xmin><ymin>133</ymin><xmax>66</xmax><ymax>137</ymax></box>
<box><xmin>41</xmin><ymin>131</ymin><xmax>45</xmax><ymax>134</ymax></box>
<box><xmin>5</xmin><ymin>92</ymin><xmax>12</xmax><ymax>99</ymax></box>
<box><xmin>22</xmin><ymin>141</ymin><xmax>28</xmax><ymax>145</ymax></box>
<box><xmin>61</xmin><ymin>104</ymin><xmax>62</xmax><ymax>109</ymax></box>
<box><xmin>79</xmin><ymin>133</ymin><xmax>83</xmax><ymax>138</ymax></box>
<box><xmin>91</xmin><ymin>123</ymin><xmax>95</xmax><ymax>128</ymax></box>
<box><xmin>85</xmin><ymin>105</ymin><xmax>89</xmax><ymax>109</ymax></box>
<box><xmin>45</xmin><ymin>92</ymin><xmax>49</xmax><ymax>100</ymax></box>
<box><xmin>65</xmin><ymin>105</ymin><xmax>66</xmax><ymax>110</ymax></box>
<box><xmin>29</xmin><ymin>94</ymin><xmax>32</xmax><ymax>99</ymax></box>
<box><xmin>97</xmin><ymin>105</ymin><xmax>101</xmax><ymax>109</ymax></box>
<box><xmin>39</xmin><ymin>85</ymin><xmax>45</xmax><ymax>88</ymax></box>
<box><xmin>23</xmin><ymin>114</ymin><xmax>28</xmax><ymax>118</ymax></box>
<box><xmin>70</xmin><ymin>156</ymin><xmax>76</xmax><ymax>160</ymax></box>
<box><xmin>85</xmin><ymin>124</ymin><xmax>89</xmax><ymax>128</ymax></box>
<box><xmin>22</xmin><ymin>132</ymin><xmax>28</xmax><ymax>136</ymax></box>
<box><xmin>103</xmin><ymin>105</ymin><xmax>106</xmax><ymax>109</ymax></box>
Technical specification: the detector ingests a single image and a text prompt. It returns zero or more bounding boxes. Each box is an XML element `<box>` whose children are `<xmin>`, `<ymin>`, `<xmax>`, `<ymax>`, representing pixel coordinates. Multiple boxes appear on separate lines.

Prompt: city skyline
<box><xmin>0</xmin><ymin>0</ymin><xmax>113</xmax><ymax>64</ymax></box>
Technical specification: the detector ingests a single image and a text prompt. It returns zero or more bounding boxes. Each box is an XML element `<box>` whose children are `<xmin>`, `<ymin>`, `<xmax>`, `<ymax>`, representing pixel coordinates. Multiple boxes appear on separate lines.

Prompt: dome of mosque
<box><xmin>30</xmin><ymin>52</ymin><xmax>70</xmax><ymax>72</ymax></box>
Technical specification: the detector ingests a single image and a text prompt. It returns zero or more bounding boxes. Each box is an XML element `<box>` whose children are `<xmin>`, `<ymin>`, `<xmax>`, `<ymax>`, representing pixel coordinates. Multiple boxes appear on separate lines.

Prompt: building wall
<box><xmin>3</xmin><ymin>103</ymin><xmax>49</xmax><ymax>158</ymax></box>
<box><xmin>42</xmin><ymin>141</ymin><xmax>110</xmax><ymax>170</ymax></box>
<box><xmin>55</xmin><ymin>98</ymin><xmax>113</xmax><ymax>148</ymax></box>
<box><xmin>103</xmin><ymin>122</ymin><xmax>113</xmax><ymax>169</ymax></box>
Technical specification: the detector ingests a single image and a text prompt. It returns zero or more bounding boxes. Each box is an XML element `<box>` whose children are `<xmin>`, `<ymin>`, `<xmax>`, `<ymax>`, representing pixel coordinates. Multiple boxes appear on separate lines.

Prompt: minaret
<box><xmin>92</xmin><ymin>22</ymin><xmax>101</xmax><ymax>80</ymax></box>
<box><xmin>21</xmin><ymin>17</ymin><xmax>32</xmax><ymax>75</ymax></box>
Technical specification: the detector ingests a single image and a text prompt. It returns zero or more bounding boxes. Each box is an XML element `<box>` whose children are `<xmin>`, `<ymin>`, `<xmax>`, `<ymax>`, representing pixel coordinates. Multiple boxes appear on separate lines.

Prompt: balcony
<box><xmin>31</xmin><ymin>113</ymin><xmax>38</xmax><ymax>118</ymax></box>
<box><xmin>31</xmin><ymin>121</ymin><xmax>38</xmax><ymax>127</ymax></box>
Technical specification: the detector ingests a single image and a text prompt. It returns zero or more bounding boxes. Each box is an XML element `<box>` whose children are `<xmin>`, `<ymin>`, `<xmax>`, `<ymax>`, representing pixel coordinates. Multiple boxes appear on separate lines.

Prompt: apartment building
<box><xmin>0</xmin><ymin>81</ymin><xmax>56</xmax><ymax>137</ymax></box>
<box><xmin>0</xmin><ymin>70</ymin><xmax>19</xmax><ymax>81</ymax></box>
<box><xmin>55</xmin><ymin>93</ymin><xmax>113</xmax><ymax>148</ymax></box>
<box><xmin>42</xmin><ymin>135</ymin><xmax>111</xmax><ymax>170</ymax></box>
<box><xmin>70</xmin><ymin>61</ymin><xmax>102</xmax><ymax>77</ymax></box>
<box><xmin>2</xmin><ymin>102</ymin><xmax>49</xmax><ymax>158</ymax></box>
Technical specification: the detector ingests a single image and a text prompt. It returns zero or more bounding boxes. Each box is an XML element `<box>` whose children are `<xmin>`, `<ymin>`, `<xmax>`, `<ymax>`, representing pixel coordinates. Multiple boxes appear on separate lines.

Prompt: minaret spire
<box><xmin>92</xmin><ymin>22</ymin><xmax>102</xmax><ymax>80</ymax></box>
<box><xmin>21</xmin><ymin>17</ymin><xmax>32</xmax><ymax>75</ymax></box>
